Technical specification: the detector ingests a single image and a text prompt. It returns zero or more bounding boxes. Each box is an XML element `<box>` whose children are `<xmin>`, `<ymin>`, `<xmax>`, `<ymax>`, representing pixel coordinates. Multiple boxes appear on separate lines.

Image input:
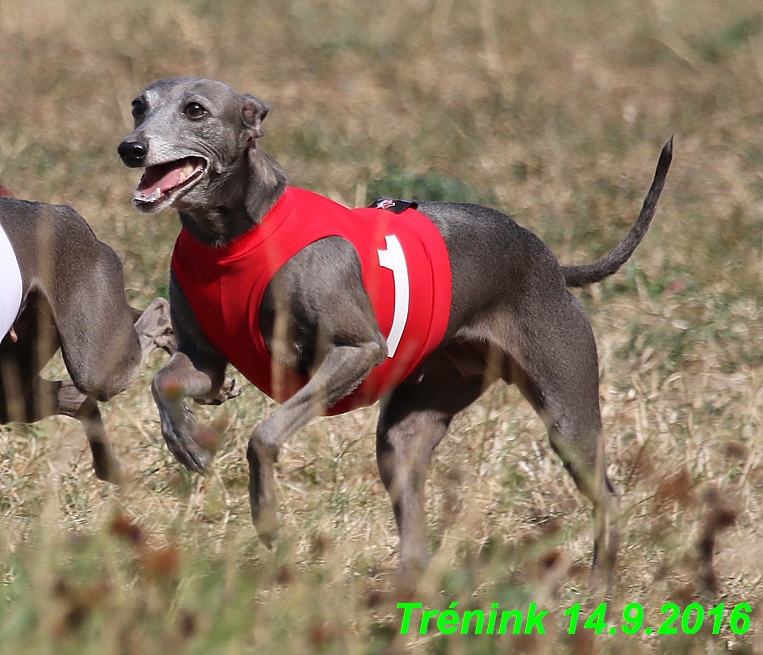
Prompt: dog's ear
<box><xmin>241</xmin><ymin>94</ymin><xmax>270</xmax><ymax>140</ymax></box>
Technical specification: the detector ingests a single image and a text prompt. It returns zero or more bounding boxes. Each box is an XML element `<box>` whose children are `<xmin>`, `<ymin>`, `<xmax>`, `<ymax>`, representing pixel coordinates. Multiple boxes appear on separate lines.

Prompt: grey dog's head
<box><xmin>118</xmin><ymin>77</ymin><xmax>271</xmax><ymax>215</ymax></box>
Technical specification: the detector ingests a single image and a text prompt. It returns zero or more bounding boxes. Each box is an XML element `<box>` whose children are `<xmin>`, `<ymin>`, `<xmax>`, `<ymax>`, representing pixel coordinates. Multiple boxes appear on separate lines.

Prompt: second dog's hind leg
<box><xmin>56</xmin><ymin>379</ymin><xmax>121</xmax><ymax>484</ymax></box>
<box><xmin>0</xmin><ymin>374</ymin><xmax>121</xmax><ymax>484</ymax></box>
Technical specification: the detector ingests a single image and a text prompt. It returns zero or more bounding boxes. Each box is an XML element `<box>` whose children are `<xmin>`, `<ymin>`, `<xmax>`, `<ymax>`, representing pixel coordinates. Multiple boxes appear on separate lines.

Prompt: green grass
<box><xmin>2</xmin><ymin>0</ymin><xmax>763</xmax><ymax>652</ymax></box>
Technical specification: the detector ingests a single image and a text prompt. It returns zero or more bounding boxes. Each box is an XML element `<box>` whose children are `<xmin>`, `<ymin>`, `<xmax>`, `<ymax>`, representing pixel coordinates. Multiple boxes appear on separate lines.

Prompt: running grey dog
<box><xmin>118</xmin><ymin>76</ymin><xmax>671</xmax><ymax>583</ymax></box>
<box><xmin>0</xmin><ymin>195</ymin><xmax>176</xmax><ymax>483</ymax></box>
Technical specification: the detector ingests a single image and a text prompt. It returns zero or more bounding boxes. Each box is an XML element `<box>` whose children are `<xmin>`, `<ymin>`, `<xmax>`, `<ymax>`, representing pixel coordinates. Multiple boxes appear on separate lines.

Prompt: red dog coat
<box><xmin>172</xmin><ymin>187</ymin><xmax>452</xmax><ymax>415</ymax></box>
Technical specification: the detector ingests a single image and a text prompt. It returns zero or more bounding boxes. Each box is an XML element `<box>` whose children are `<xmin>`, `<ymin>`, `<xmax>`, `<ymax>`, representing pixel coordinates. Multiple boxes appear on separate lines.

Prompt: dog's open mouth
<box><xmin>134</xmin><ymin>156</ymin><xmax>206</xmax><ymax>208</ymax></box>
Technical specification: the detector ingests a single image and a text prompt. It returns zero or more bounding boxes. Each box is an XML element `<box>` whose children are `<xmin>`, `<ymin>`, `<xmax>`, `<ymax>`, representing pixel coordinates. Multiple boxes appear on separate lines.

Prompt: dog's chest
<box><xmin>172</xmin><ymin>187</ymin><xmax>452</xmax><ymax>414</ymax></box>
<box><xmin>0</xmin><ymin>223</ymin><xmax>23</xmax><ymax>340</ymax></box>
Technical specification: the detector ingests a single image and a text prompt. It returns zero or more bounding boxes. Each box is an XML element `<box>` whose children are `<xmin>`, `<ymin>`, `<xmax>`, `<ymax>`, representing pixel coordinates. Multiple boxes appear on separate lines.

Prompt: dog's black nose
<box><xmin>118</xmin><ymin>139</ymin><xmax>148</xmax><ymax>167</ymax></box>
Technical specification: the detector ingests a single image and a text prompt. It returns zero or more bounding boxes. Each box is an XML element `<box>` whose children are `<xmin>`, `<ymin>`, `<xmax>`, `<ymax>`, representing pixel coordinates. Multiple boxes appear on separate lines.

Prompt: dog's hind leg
<box><xmin>57</xmin><ymin>293</ymin><xmax>173</xmax><ymax>483</ymax></box>
<box><xmin>49</xmin><ymin>218</ymin><xmax>174</xmax><ymax>401</ymax></box>
<box><xmin>376</xmin><ymin>350</ymin><xmax>488</xmax><ymax>587</ymax></box>
<box><xmin>55</xmin><ymin>379</ymin><xmax>121</xmax><ymax>483</ymax></box>
<box><xmin>24</xmin><ymin>280</ymin><xmax>171</xmax><ymax>482</ymax></box>
<box><xmin>0</xmin><ymin>371</ymin><xmax>120</xmax><ymax>483</ymax></box>
<box><xmin>59</xmin><ymin>294</ymin><xmax>174</xmax><ymax>401</ymax></box>
<box><xmin>499</xmin><ymin>289</ymin><xmax>620</xmax><ymax>588</ymax></box>
<box><xmin>0</xmin><ymin>296</ymin><xmax>120</xmax><ymax>481</ymax></box>
<box><xmin>39</xmin><ymin>378</ymin><xmax>122</xmax><ymax>483</ymax></box>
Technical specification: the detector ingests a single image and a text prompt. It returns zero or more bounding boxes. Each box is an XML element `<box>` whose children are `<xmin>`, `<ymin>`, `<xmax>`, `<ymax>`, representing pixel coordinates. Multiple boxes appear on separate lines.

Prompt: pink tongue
<box><xmin>138</xmin><ymin>161</ymin><xmax>186</xmax><ymax>195</ymax></box>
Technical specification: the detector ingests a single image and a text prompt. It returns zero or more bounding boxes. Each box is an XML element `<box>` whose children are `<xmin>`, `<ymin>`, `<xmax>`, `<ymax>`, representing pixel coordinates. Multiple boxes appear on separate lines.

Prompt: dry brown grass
<box><xmin>1</xmin><ymin>0</ymin><xmax>763</xmax><ymax>652</ymax></box>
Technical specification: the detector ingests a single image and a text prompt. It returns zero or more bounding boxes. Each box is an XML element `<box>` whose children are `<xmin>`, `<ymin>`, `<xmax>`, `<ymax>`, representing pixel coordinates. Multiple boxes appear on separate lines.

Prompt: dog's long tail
<box><xmin>562</xmin><ymin>137</ymin><xmax>673</xmax><ymax>288</ymax></box>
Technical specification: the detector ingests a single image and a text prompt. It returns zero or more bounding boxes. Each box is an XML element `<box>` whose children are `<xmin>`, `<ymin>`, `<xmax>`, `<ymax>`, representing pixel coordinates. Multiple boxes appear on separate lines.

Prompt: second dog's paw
<box><xmin>155</xmin><ymin>330</ymin><xmax>177</xmax><ymax>355</ymax></box>
<box><xmin>92</xmin><ymin>451</ymin><xmax>123</xmax><ymax>485</ymax></box>
<box><xmin>139</xmin><ymin>297</ymin><xmax>176</xmax><ymax>355</ymax></box>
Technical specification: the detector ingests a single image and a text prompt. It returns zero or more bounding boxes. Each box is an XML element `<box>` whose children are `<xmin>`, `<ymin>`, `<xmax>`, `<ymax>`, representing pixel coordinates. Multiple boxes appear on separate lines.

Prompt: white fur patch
<box><xmin>0</xmin><ymin>222</ymin><xmax>23</xmax><ymax>339</ymax></box>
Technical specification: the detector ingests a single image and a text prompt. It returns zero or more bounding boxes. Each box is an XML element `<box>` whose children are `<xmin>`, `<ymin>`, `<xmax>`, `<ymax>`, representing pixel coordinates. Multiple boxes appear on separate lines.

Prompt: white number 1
<box><xmin>377</xmin><ymin>235</ymin><xmax>410</xmax><ymax>358</ymax></box>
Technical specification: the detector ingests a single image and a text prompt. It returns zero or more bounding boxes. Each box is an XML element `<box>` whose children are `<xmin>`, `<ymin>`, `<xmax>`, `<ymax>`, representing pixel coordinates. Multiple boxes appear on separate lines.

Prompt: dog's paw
<box><xmin>92</xmin><ymin>451</ymin><xmax>123</xmax><ymax>485</ymax></box>
<box><xmin>166</xmin><ymin>435</ymin><xmax>213</xmax><ymax>474</ymax></box>
<box><xmin>158</xmin><ymin>403</ymin><xmax>213</xmax><ymax>474</ymax></box>
<box><xmin>219</xmin><ymin>376</ymin><xmax>243</xmax><ymax>401</ymax></box>
<box><xmin>154</xmin><ymin>330</ymin><xmax>177</xmax><ymax>356</ymax></box>
<box><xmin>138</xmin><ymin>297</ymin><xmax>177</xmax><ymax>355</ymax></box>
<box><xmin>194</xmin><ymin>376</ymin><xmax>242</xmax><ymax>406</ymax></box>
<box><xmin>252</xmin><ymin>503</ymin><xmax>281</xmax><ymax>549</ymax></box>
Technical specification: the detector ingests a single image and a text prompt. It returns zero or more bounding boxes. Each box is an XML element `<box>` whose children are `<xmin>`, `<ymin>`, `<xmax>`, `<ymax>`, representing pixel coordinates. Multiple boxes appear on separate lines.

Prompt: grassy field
<box><xmin>1</xmin><ymin>0</ymin><xmax>763</xmax><ymax>652</ymax></box>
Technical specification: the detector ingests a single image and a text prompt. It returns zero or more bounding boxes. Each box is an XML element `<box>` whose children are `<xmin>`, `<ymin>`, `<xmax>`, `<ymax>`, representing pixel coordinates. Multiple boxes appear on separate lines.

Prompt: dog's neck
<box><xmin>178</xmin><ymin>147</ymin><xmax>288</xmax><ymax>247</ymax></box>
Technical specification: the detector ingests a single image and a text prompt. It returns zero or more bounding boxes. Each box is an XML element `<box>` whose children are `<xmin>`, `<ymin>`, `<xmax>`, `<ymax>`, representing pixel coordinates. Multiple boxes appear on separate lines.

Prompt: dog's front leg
<box><xmin>152</xmin><ymin>351</ymin><xmax>228</xmax><ymax>473</ymax></box>
<box><xmin>248</xmin><ymin>341</ymin><xmax>384</xmax><ymax>547</ymax></box>
<box><xmin>151</xmin><ymin>274</ymin><xmax>234</xmax><ymax>473</ymax></box>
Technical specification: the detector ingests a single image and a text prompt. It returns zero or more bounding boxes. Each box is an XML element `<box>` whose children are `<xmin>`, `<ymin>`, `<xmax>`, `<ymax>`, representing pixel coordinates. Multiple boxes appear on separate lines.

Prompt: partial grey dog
<box><xmin>0</xmin><ymin>196</ymin><xmax>176</xmax><ymax>483</ymax></box>
<box><xmin>118</xmin><ymin>77</ymin><xmax>671</xmax><ymax>583</ymax></box>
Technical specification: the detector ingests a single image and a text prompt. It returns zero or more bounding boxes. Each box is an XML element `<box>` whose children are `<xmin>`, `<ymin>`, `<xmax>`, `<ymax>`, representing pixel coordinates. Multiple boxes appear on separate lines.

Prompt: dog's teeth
<box><xmin>151</xmin><ymin>188</ymin><xmax>162</xmax><ymax>200</ymax></box>
<box><xmin>179</xmin><ymin>160</ymin><xmax>195</xmax><ymax>183</ymax></box>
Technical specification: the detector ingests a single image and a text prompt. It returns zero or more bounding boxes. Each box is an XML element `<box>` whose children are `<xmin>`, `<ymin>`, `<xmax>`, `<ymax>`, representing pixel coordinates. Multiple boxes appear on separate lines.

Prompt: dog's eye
<box><xmin>183</xmin><ymin>102</ymin><xmax>207</xmax><ymax>119</ymax></box>
<box><xmin>131</xmin><ymin>99</ymin><xmax>147</xmax><ymax>119</ymax></box>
